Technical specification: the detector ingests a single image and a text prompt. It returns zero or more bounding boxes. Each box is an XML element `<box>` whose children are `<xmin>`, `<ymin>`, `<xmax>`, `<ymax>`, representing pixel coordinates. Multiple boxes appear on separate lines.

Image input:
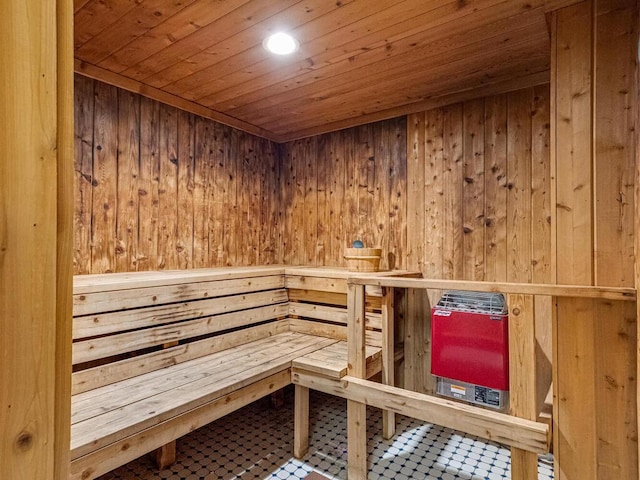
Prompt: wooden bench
<box><xmin>70</xmin><ymin>266</ymin><xmax>416</xmax><ymax>480</ymax></box>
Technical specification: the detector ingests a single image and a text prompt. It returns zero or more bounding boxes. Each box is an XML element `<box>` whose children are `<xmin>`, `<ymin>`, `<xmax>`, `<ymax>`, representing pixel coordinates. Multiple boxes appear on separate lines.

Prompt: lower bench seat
<box><xmin>71</xmin><ymin>332</ymin><xmax>336</xmax><ymax>460</ymax></box>
<box><xmin>71</xmin><ymin>267</ymin><xmax>404</xmax><ymax>479</ymax></box>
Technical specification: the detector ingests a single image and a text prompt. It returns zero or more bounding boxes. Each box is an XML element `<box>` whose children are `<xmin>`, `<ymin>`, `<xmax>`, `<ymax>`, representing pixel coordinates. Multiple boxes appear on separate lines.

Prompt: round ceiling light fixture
<box><xmin>263</xmin><ymin>32</ymin><xmax>299</xmax><ymax>55</ymax></box>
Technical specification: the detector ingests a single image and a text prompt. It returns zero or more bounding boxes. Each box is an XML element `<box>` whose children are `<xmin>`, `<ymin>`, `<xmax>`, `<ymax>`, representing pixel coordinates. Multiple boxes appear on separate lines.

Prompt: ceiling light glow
<box><xmin>263</xmin><ymin>32</ymin><xmax>299</xmax><ymax>55</ymax></box>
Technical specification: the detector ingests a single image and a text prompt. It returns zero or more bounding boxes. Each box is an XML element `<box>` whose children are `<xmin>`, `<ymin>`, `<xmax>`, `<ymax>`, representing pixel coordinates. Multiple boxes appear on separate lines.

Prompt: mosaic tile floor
<box><xmin>98</xmin><ymin>387</ymin><xmax>554</xmax><ymax>480</ymax></box>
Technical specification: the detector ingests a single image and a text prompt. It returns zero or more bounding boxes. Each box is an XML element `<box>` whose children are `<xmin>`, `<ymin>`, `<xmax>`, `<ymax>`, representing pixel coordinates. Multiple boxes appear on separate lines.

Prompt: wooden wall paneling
<box><xmin>259</xmin><ymin>140</ymin><xmax>279</xmax><ymax>264</ymax></box>
<box><xmin>210</xmin><ymin>122</ymin><xmax>227</xmax><ymax>267</ymax></box>
<box><xmin>506</xmin><ymin>89</ymin><xmax>533</xmax><ymax>284</ymax></box>
<box><xmin>406</xmin><ymin>113</ymin><xmax>426</xmax><ymax>276</ymax></box>
<box><xmin>553</xmin><ymin>1</ymin><xmax>638</xmax><ymax>478</ymax></box>
<box><xmin>555</xmin><ymin>6</ymin><xmax>594</xmax><ymax>286</ymax></box>
<box><xmin>483</xmin><ymin>93</ymin><xmax>508</xmax><ymax>283</ymax></box>
<box><xmin>530</xmin><ymin>84</ymin><xmax>553</xmax><ymax>416</ymax></box>
<box><xmin>389</xmin><ymin>117</ymin><xmax>407</xmax><ymax>270</ymax></box>
<box><xmin>73</xmin><ymin>76</ymin><xmax>94</xmax><ymax>274</ymax></box>
<box><xmin>303</xmin><ymin>136</ymin><xmax>319</xmax><ymax>266</ymax></box>
<box><xmin>554</xmin><ymin>4</ymin><xmax>597</xmax><ymax>479</ymax></box>
<box><xmin>290</xmin><ymin>140</ymin><xmax>306</xmax><ymax>264</ymax></box>
<box><xmin>442</xmin><ymin>104</ymin><xmax>464</xmax><ymax>279</ymax></box>
<box><xmin>115</xmin><ymin>90</ymin><xmax>140</xmax><ymax>273</ymax></box>
<box><xmin>462</xmin><ymin>99</ymin><xmax>486</xmax><ymax>281</ymax></box>
<box><xmin>593</xmin><ymin>0</ymin><xmax>638</xmax><ymax>475</ymax></box>
<box><xmin>329</xmin><ymin>130</ymin><xmax>347</xmax><ymax>265</ymax></box>
<box><xmin>281</xmin><ymin>143</ymin><xmax>294</xmax><ymax>264</ymax></box>
<box><xmin>137</xmin><ymin>97</ymin><xmax>161</xmax><ymax>271</ymax></box>
<box><xmin>158</xmin><ymin>103</ymin><xmax>178</xmax><ymax>270</ymax></box>
<box><xmin>374</xmin><ymin>121</ymin><xmax>391</xmax><ymax>270</ymax></box>
<box><xmin>224</xmin><ymin>125</ymin><xmax>239</xmax><ymax>267</ymax></box>
<box><xmin>356</xmin><ymin>123</ymin><xmax>376</xmax><ymax>248</ymax></box>
<box><xmin>235</xmin><ymin>127</ymin><xmax>250</xmax><ymax>266</ymax></box>
<box><xmin>91</xmin><ymin>82</ymin><xmax>118</xmax><ymax>273</ymax></box>
<box><xmin>192</xmin><ymin>116</ymin><xmax>211</xmax><ymax>268</ymax></box>
<box><xmin>423</xmin><ymin>108</ymin><xmax>444</xmax><ymax>305</ymax></box>
<box><xmin>594</xmin><ymin>0</ymin><xmax>636</xmax><ymax>287</ymax></box>
<box><xmin>176</xmin><ymin>110</ymin><xmax>195</xmax><ymax>269</ymax></box>
<box><xmin>316</xmin><ymin>135</ymin><xmax>329</xmax><ymax>266</ymax></box>
<box><xmin>344</xmin><ymin>128</ymin><xmax>359</xmax><ymax>263</ymax></box>
<box><xmin>248</xmin><ymin>135</ymin><xmax>262</xmax><ymax>265</ymax></box>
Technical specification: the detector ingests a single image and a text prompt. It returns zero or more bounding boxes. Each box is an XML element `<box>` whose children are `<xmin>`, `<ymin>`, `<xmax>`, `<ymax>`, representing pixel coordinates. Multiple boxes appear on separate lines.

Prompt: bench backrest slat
<box><xmin>74</xmin><ymin>289</ymin><xmax>288</xmax><ymax>339</ymax></box>
<box><xmin>73</xmin><ymin>302</ymin><xmax>289</xmax><ymax>364</ymax></box>
<box><xmin>74</xmin><ymin>275</ymin><xmax>284</xmax><ymax>317</ymax></box>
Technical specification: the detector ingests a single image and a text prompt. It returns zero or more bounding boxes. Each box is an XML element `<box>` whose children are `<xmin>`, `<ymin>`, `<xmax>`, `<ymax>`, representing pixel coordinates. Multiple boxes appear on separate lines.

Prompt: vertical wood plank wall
<box><xmin>73</xmin><ymin>75</ymin><xmax>281</xmax><ymax>274</ymax></box>
<box><xmin>406</xmin><ymin>86</ymin><xmax>553</xmax><ymax>407</ymax></box>
<box><xmin>280</xmin><ymin>118</ymin><xmax>407</xmax><ymax>270</ymax></box>
<box><xmin>552</xmin><ymin>1</ymin><xmax>638</xmax><ymax>479</ymax></box>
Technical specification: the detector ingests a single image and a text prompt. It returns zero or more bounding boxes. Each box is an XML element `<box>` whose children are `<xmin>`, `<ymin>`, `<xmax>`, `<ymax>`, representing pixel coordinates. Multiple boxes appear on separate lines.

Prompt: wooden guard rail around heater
<box><xmin>341</xmin><ymin>277</ymin><xmax>636</xmax><ymax>480</ymax></box>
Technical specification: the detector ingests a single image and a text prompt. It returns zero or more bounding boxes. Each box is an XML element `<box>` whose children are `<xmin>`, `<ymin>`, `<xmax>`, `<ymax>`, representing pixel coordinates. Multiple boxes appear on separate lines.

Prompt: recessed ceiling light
<box><xmin>263</xmin><ymin>32</ymin><xmax>299</xmax><ymax>55</ymax></box>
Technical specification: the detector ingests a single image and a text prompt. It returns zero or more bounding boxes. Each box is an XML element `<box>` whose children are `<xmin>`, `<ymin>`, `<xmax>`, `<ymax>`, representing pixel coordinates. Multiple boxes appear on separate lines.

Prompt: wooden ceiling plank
<box><xmin>163</xmin><ymin>0</ymin><xmax>430</xmax><ymax>99</ymax></box>
<box><xmin>227</xmin><ymin>19</ymin><xmax>548</xmax><ymax>122</ymax></box>
<box><xmin>151</xmin><ymin>0</ymin><xmax>399</xmax><ymax>92</ymax></box>
<box><xmin>74</xmin><ymin>0</ymin><xmax>93</xmax><ymax>15</ymax></box>
<box><xmin>255</xmin><ymin>41</ymin><xmax>549</xmax><ymax>131</ymax></box>
<box><xmin>278</xmin><ymin>70</ymin><xmax>550</xmax><ymax>141</ymax></box>
<box><xmin>191</xmin><ymin>0</ymin><xmax>550</xmax><ymax>108</ymax></box>
<box><xmin>76</xmin><ymin>0</ymin><xmax>201</xmax><ymax>65</ymax></box>
<box><xmin>262</xmin><ymin>54</ymin><xmax>548</xmax><ymax>132</ymax></box>
<box><xmin>75</xmin><ymin>0</ymin><xmax>142</xmax><ymax>48</ymax></box>
<box><xmin>96</xmin><ymin>0</ymin><xmax>255</xmax><ymax>73</ymax></box>
<box><xmin>120</xmin><ymin>0</ymin><xmax>302</xmax><ymax>82</ymax></box>
<box><xmin>74</xmin><ymin>60</ymin><xmax>281</xmax><ymax>142</ymax></box>
<box><xmin>205</xmin><ymin>8</ymin><xmax>547</xmax><ymax>113</ymax></box>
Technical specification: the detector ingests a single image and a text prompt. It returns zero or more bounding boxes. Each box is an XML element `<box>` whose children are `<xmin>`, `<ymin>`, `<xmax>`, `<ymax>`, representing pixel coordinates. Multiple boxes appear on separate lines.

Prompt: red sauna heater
<box><xmin>430</xmin><ymin>291</ymin><xmax>509</xmax><ymax>411</ymax></box>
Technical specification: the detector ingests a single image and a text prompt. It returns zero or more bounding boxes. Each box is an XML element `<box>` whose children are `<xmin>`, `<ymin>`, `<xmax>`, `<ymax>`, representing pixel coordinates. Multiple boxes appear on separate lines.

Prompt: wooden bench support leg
<box><xmin>381</xmin><ymin>287</ymin><xmax>396</xmax><ymax>440</ymax></box>
<box><xmin>152</xmin><ymin>441</ymin><xmax>176</xmax><ymax>470</ymax></box>
<box><xmin>294</xmin><ymin>384</ymin><xmax>310</xmax><ymax>458</ymax></box>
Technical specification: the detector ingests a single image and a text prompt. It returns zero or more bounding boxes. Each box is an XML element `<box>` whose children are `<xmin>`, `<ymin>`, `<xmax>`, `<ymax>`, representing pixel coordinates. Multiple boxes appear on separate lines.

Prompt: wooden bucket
<box><xmin>344</xmin><ymin>247</ymin><xmax>382</xmax><ymax>272</ymax></box>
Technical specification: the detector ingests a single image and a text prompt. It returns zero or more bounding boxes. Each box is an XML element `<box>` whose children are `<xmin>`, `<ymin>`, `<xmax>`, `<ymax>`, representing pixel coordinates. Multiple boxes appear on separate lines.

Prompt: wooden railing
<box><xmin>341</xmin><ymin>277</ymin><xmax>636</xmax><ymax>480</ymax></box>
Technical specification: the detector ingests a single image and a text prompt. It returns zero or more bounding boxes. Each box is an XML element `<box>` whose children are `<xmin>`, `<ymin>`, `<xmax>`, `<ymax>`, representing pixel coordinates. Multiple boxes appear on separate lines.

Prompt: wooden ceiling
<box><xmin>74</xmin><ymin>0</ymin><xmax>581</xmax><ymax>142</ymax></box>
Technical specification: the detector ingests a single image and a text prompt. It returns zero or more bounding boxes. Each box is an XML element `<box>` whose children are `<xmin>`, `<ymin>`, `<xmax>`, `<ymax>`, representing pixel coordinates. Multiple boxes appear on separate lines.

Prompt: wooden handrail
<box><xmin>347</xmin><ymin>276</ymin><xmax>636</xmax><ymax>301</ymax></box>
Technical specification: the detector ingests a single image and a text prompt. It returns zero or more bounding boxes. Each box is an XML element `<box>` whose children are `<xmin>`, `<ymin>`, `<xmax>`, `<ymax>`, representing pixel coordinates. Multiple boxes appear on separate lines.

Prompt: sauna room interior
<box><xmin>2</xmin><ymin>1</ymin><xmax>639</xmax><ymax>480</ymax></box>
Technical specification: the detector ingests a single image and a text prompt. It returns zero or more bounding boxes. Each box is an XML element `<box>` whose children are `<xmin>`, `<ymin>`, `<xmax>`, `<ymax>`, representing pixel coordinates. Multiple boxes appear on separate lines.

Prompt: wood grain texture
<box><xmin>280</xmin><ymin>117</ymin><xmax>407</xmax><ymax>268</ymax></box>
<box><xmin>1</xmin><ymin>1</ymin><xmax>60</xmax><ymax>478</ymax></box>
<box><xmin>407</xmin><ymin>88</ymin><xmax>551</xmax><ymax>286</ymax></box>
<box><xmin>72</xmin><ymin>0</ymin><xmax>579</xmax><ymax>140</ymax></box>
<box><xmin>552</xmin><ymin>2</ymin><xmax>638</xmax><ymax>479</ymax></box>
<box><xmin>73</xmin><ymin>76</ymin><xmax>281</xmax><ymax>274</ymax></box>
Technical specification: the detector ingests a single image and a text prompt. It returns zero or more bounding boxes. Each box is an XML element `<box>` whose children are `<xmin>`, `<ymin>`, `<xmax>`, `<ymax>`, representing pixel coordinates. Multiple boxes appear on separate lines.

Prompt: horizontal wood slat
<box><xmin>74</xmin><ymin>275</ymin><xmax>285</xmax><ymax>316</ymax></box>
<box><xmin>73</xmin><ymin>289</ymin><xmax>288</xmax><ymax>339</ymax></box>
<box><xmin>73</xmin><ymin>303</ymin><xmax>289</xmax><ymax>364</ymax></box>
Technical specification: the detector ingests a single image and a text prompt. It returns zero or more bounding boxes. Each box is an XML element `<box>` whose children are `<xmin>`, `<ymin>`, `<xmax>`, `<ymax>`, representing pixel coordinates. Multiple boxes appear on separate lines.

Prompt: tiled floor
<box><xmin>98</xmin><ymin>387</ymin><xmax>554</xmax><ymax>480</ymax></box>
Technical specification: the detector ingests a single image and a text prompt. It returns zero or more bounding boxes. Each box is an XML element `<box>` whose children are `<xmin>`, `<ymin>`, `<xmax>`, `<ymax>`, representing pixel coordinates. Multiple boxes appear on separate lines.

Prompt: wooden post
<box><xmin>293</xmin><ymin>385</ymin><xmax>310</xmax><ymax>458</ymax></box>
<box><xmin>347</xmin><ymin>283</ymin><xmax>367</xmax><ymax>478</ymax></box>
<box><xmin>381</xmin><ymin>287</ymin><xmax>396</xmax><ymax>439</ymax></box>
<box><xmin>1</xmin><ymin>0</ymin><xmax>73</xmax><ymax>478</ymax></box>
<box><xmin>507</xmin><ymin>294</ymin><xmax>538</xmax><ymax>480</ymax></box>
<box><xmin>56</xmin><ymin>0</ymin><xmax>74</xmax><ymax>479</ymax></box>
